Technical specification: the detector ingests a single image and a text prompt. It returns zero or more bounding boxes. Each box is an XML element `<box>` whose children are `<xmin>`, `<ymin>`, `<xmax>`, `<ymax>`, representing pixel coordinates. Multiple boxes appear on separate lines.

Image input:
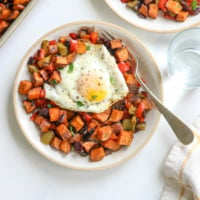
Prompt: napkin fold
<box><xmin>161</xmin><ymin>116</ymin><xmax>200</xmax><ymax>200</ymax></box>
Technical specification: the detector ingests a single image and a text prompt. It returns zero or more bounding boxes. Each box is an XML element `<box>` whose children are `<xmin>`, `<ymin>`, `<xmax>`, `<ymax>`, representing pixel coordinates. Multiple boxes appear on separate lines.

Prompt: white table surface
<box><xmin>0</xmin><ymin>0</ymin><xmax>200</xmax><ymax>199</ymax></box>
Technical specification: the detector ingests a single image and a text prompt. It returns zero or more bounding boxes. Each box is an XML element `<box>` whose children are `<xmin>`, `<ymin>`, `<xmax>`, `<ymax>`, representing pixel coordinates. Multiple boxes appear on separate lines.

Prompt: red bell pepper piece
<box><xmin>121</xmin><ymin>0</ymin><xmax>130</xmax><ymax>3</ymax></box>
<box><xmin>122</xmin><ymin>109</ymin><xmax>131</xmax><ymax>120</ymax></box>
<box><xmin>69</xmin><ymin>33</ymin><xmax>78</xmax><ymax>39</ymax></box>
<box><xmin>40</xmin><ymin>89</ymin><xmax>46</xmax><ymax>99</ymax></box>
<box><xmin>135</xmin><ymin>102</ymin><xmax>145</xmax><ymax>119</ymax></box>
<box><xmin>70</xmin><ymin>40</ymin><xmax>77</xmax><ymax>52</ymax></box>
<box><xmin>118</xmin><ymin>61</ymin><xmax>130</xmax><ymax>74</ymax></box>
<box><xmin>49</xmin><ymin>40</ymin><xmax>57</xmax><ymax>45</ymax></box>
<box><xmin>34</xmin><ymin>99</ymin><xmax>48</xmax><ymax>108</ymax></box>
<box><xmin>80</xmin><ymin>112</ymin><xmax>92</xmax><ymax>124</ymax></box>
<box><xmin>30</xmin><ymin>112</ymin><xmax>38</xmax><ymax>121</ymax></box>
<box><xmin>90</xmin><ymin>32</ymin><xmax>99</xmax><ymax>44</ymax></box>
<box><xmin>164</xmin><ymin>13</ymin><xmax>176</xmax><ymax>20</ymax></box>
<box><xmin>158</xmin><ymin>0</ymin><xmax>168</xmax><ymax>11</ymax></box>
<box><xmin>125</xmin><ymin>98</ymin><xmax>132</xmax><ymax>109</ymax></box>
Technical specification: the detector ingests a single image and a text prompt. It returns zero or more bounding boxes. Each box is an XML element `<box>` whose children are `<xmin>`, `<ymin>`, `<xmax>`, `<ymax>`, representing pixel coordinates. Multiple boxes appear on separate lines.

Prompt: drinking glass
<box><xmin>168</xmin><ymin>28</ymin><xmax>200</xmax><ymax>88</ymax></box>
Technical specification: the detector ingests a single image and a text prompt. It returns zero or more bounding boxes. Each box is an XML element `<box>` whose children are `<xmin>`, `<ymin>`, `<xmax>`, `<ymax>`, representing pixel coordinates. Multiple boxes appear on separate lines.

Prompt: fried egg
<box><xmin>44</xmin><ymin>43</ymin><xmax>128</xmax><ymax>113</ymax></box>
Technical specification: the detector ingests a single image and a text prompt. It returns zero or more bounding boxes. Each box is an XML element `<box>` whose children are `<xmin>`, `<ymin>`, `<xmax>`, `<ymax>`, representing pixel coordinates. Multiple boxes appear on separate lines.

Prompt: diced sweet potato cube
<box><xmin>23</xmin><ymin>100</ymin><xmax>36</xmax><ymax>113</ymax></box>
<box><xmin>32</xmin><ymin>72</ymin><xmax>44</xmax><ymax>87</ymax></box>
<box><xmin>109</xmin><ymin>109</ymin><xmax>124</xmax><ymax>122</ymax></box>
<box><xmin>89</xmin><ymin>128</ymin><xmax>99</xmax><ymax>141</ymax></box>
<box><xmin>49</xmin><ymin>107</ymin><xmax>60</xmax><ymax>122</ymax></box>
<box><xmin>138</xmin><ymin>4</ymin><xmax>148</xmax><ymax>17</ymax></box>
<box><xmin>110</xmin><ymin>39</ymin><xmax>122</xmax><ymax>49</ymax></box>
<box><xmin>59</xmin><ymin>140</ymin><xmax>71</xmax><ymax>154</ymax></box>
<box><xmin>0</xmin><ymin>21</ymin><xmax>9</xmax><ymax>33</ymax></box>
<box><xmin>92</xmin><ymin>108</ymin><xmax>111</xmax><ymax>123</ymax></box>
<box><xmin>34</xmin><ymin>115</ymin><xmax>43</xmax><ymax>125</ymax></box>
<box><xmin>97</xmin><ymin>126</ymin><xmax>112</xmax><ymax>141</ymax></box>
<box><xmin>18</xmin><ymin>80</ymin><xmax>33</xmax><ymax>95</ymax></box>
<box><xmin>56</xmin><ymin>123</ymin><xmax>72</xmax><ymax>141</ymax></box>
<box><xmin>148</xmin><ymin>4</ymin><xmax>158</xmax><ymax>19</ymax></box>
<box><xmin>76</xmin><ymin>40</ymin><xmax>86</xmax><ymax>54</ymax></box>
<box><xmin>124</xmin><ymin>73</ymin><xmax>138</xmax><ymax>85</ymax></box>
<box><xmin>176</xmin><ymin>11</ymin><xmax>189</xmax><ymax>22</ymax></box>
<box><xmin>27</xmin><ymin>87</ymin><xmax>42</xmax><ymax>100</ymax></box>
<box><xmin>55</xmin><ymin>56</ymin><xmax>68</xmax><ymax>66</ymax></box>
<box><xmin>49</xmin><ymin>70</ymin><xmax>61</xmax><ymax>85</ymax></box>
<box><xmin>90</xmin><ymin>147</ymin><xmax>105</xmax><ymax>162</ymax></box>
<box><xmin>82</xmin><ymin>141</ymin><xmax>96</xmax><ymax>153</ymax></box>
<box><xmin>110</xmin><ymin>133</ymin><xmax>119</xmax><ymax>140</ymax></box>
<box><xmin>66</xmin><ymin>52</ymin><xmax>76</xmax><ymax>64</ymax></box>
<box><xmin>115</xmin><ymin>47</ymin><xmax>129</xmax><ymax>62</ymax></box>
<box><xmin>50</xmin><ymin>136</ymin><xmax>62</xmax><ymax>150</ymax></box>
<box><xmin>69</xmin><ymin>133</ymin><xmax>83</xmax><ymax>143</ymax></box>
<box><xmin>70</xmin><ymin>115</ymin><xmax>85</xmax><ymax>131</ymax></box>
<box><xmin>117</xmin><ymin>130</ymin><xmax>133</xmax><ymax>146</ymax></box>
<box><xmin>13</xmin><ymin>4</ymin><xmax>25</xmax><ymax>10</ymax></box>
<box><xmin>39</xmin><ymin>69</ymin><xmax>49</xmax><ymax>81</ymax></box>
<box><xmin>88</xmin><ymin>119</ymin><xmax>102</xmax><ymax>130</ymax></box>
<box><xmin>66</xmin><ymin>110</ymin><xmax>76</xmax><ymax>120</ymax></box>
<box><xmin>165</xmin><ymin>0</ymin><xmax>182</xmax><ymax>14</ymax></box>
<box><xmin>7</xmin><ymin>10</ymin><xmax>19</xmax><ymax>20</ymax></box>
<box><xmin>13</xmin><ymin>0</ymin><xmax>30</xmax><ymax>5</ymax></box>
<box><xmin>39</xmin><ymin>118</ymin><xmax>51</xmax><ymax>133</ymax></box>
<box><xmin>102</xmin><ymin>139</ymin><xmax>121</xmax><ymax>151</ymax></box>
<box><xmin>0</xmin><ymin>8</ymin><xmax>11</xmax><ymax>20</ymax></box>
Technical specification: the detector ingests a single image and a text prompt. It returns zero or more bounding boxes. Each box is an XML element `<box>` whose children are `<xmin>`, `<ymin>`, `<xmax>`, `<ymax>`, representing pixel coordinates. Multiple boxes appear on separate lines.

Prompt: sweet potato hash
<box><xmin>121</xmin><ymin>0</ymin><xmax>200</xmax><ymax>21</ymax></box>
<box><xmin>18</xmin><ymin>26</ymin><xmax>153</xmax><ymax>162</ymax></box>
<box><xmin>0</xmin><ymin>0</ymin><xmax>31</xmax><ymax>37</ymax></box>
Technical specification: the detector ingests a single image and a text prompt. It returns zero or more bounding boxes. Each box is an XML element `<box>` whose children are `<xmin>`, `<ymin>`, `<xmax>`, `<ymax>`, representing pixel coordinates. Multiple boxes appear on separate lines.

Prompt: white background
<box><xmin>0</xmin><ymin>0</ymin><xmax>200</xmax><ymax>199</ymax></box>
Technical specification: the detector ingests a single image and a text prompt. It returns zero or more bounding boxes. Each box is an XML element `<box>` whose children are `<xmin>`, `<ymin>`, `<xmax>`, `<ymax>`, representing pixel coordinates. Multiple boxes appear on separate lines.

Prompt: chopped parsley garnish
<box><xmin>91</xmin><ymin>95</ymin><xmax>98</xmax><ymax>100</ymax></box>
<box><xmin>76</xmin><ymin>101</ymin><xmax>84</xmax><ymax>107</ymax></box>
<box><xmin>191</xmin><ymin>0</ymin><xmax>198</xmax><ymax>10</ymax></box>
<box><xmin>51</xmin><ymin>79</ymin><xmax>58</xmax><ymax>85</ymax></box>
<box><xmin>68</xmin><ymin>63</ymin><xmax>74</xmax><ymax>73</ymax></box>
<box><xmin>110</xmin><ymin>76</ymin><xmax>115</xmax><ymax>85</ymax></box>
<box><xmin>58</xmin><ymin>66</ymin><xmax>64</xmax><ymax>70</ymax></box>
<box><xmin>86</xmin><ymin>45</ymin><xmax>91</xmax><ymax>50</ymax></box>
<box><xmin>69</xmin><ymin>126</ymin><xmax>75</xmax><ymax>136</ymax></box>
<box><xmin>47</xmin><ymin>103</ymin><xmax>52</xmax><ymax>108</ymax></box>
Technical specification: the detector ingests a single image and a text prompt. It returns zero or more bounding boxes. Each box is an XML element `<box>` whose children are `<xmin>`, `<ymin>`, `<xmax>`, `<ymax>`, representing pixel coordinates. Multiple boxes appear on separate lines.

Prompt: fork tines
<box><xmin>100</xmin><ymin>30</ymin><xmax>117</xmax><ymax>40</ymax></box>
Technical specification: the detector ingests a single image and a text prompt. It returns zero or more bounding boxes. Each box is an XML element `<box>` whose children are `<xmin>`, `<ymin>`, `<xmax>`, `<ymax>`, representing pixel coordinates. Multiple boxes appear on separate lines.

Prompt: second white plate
<box><xmin>104</xmin><ymin>0</ymin><xmax>200</xmax><ymax>33</ymax></box>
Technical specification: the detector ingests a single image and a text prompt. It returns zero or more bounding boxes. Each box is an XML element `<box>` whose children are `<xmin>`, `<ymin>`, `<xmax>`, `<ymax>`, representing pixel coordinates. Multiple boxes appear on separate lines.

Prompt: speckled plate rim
<box><xmin>104</xmin><ymin>0</ymin><xmax>200</xmax><ymax>33</ymax></box>
<box><xmin>13</xmin><ymin>20</ymin><xmax>163</xmax><ymax>170</ymax></box>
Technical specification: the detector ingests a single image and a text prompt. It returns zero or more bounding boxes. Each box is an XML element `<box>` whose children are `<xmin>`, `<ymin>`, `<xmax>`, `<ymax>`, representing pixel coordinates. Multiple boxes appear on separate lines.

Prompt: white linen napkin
<box><xmin>161</xmin><ymin>116</ymin><xmax>200</xmax><ymax>200</ymax></box>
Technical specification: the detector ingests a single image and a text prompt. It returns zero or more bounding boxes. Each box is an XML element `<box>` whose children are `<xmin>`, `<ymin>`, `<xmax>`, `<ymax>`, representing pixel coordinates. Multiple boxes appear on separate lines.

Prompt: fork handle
<box><xmin>135</xmin><ymin>73</ymin><xmax>194</xmax><ymax>145</ymax></box>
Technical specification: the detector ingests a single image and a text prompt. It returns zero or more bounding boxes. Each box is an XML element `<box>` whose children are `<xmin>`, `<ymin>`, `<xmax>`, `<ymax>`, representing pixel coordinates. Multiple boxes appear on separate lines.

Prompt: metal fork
<box><xmin>100</xmin><ymin>30</ymin><xmax>194</xmax><ymax>145</ymax></box>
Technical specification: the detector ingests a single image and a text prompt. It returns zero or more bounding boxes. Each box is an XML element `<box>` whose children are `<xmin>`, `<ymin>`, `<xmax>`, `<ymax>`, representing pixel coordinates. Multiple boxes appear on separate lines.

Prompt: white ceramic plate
<box><xmin>104</xmin><ymin>0</ymin><xmax>200</xmax><ymax>33</ymax></box>
<box><xmin>13</xmin><ymin>20</ymin><xmax>163</xmax><ymax>170</ymax></box>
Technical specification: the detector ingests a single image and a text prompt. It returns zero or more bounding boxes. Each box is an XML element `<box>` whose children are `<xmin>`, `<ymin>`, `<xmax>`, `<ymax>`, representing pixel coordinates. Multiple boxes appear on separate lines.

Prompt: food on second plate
<box><xmin>18</xmin><ymin>26</ymin><xmax>153</xmax><ymax>162</ymax></box>
<box><xmin>120</xmin><ymin>0</ymin><xmax>200</xmax><ymax>22</ymax></box>
<box><xmin>0</xmin><ymin>0</ymin><xmax>31</xmax><ymax>37</ymax></box>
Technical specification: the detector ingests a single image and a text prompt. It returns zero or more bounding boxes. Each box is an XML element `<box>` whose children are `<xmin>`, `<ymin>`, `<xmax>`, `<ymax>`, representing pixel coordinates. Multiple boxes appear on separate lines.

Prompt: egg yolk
<box><xmin>86</xmin><ymin>89</ymin><xmax>107</xmax><ymax>102</ymax></box>
<box><xmin>77</xmin><ymin>74</ymin><xmax>108</xmax><ymax>102</ymax></box>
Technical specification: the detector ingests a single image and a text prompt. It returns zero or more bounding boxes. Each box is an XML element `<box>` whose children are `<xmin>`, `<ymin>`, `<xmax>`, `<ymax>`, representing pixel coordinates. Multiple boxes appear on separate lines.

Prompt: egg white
<box><xmin>44</xmin><ymin>43</ymin><xmax>128</xmax><ymax>113</ymax></box>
